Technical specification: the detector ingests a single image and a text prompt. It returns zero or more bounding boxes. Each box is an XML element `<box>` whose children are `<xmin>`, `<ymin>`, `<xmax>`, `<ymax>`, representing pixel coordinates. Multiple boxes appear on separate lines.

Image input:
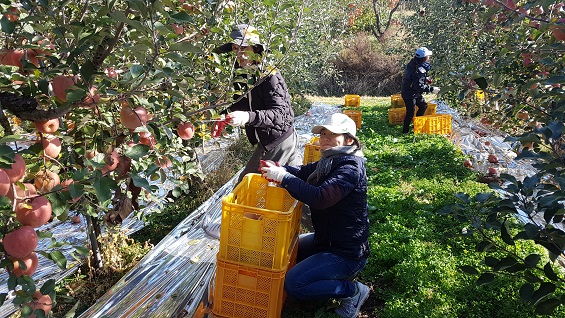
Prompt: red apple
<box><xmin>0</xmin><ymin>169</ymin><xmax>10</xmax><ymax>197</ymax></box>
<box><xmin>2</xmin><ymin>225</ymin><xmax>38</xmax><ymax>258</ymax></box>
<box><xmin>4</xmin><ymin>154</ymin><xmax>26</xmax><ymax>183</ymax></box>
<box><xmin>52</xmin><ymin>75</ymin><xmax>79</xmax><ymax>102</ymax></box>
<box><xmin>41</xmin><ymin>137</ymin><xmax>62</xmax><ymax>159</ymax></box>
<box><xmin>34</xmin><ymin>118</ymin><xmax>60</xmax><ymax>134</ymax></box>
<box><xmin>155</xmin><ymin>156</ymin><xmax>172</xmax><ymax>169</ymax></box>
<box><xmin>101</xmin><ymin>150</ymin><xmax>120</xmax><ymax>174</ymax></box>
<box><xmin>177</xmin><ymin>122</ymin><xmax>195</xmax><ymax>140</ymax></box>
<box><xmin>464</xmin><ymin>159</ymin><xmax>472</xmax><ymax>168</ymax></box>
<box><xmin>172</xmin><ymin>23</ymin><xmax>184</xmax><ymax>35</ymax></box>
<box><xmin>9</xmin><ymin>252</ymin><xmax>39</xmax><ymax>277</ymax></box>
<box><xmin>6</xmin><ymin>183</ymin><xmax>37</xmax><ymax>202</ymax></box>
<box><xmin>488</xmin><ymin>154</ymin><xmax>499</xmax><ymax>163</ymax></box>
<box><xmin>120</xmin><ymin>105</ymin><xmax>148</xmax><ymax>129</ymax></box>
<box><xmin>16</xmin><ymin>195</ymin><xmax>52</xmax><ymax>228</ymax></box>
<box><xmin>34</xmin><ymin>170</ymin><xmax>61</xmax><ymax>192</ymax></box>
<box><xmin>22</xmin><ymin>291</ymin><xmax>52</xmax><ymax>318</ymax></box>
<box><xmin>488</xmin><ymin>167</ymin><xmax>498</xmax><ymax>175</ymax></box>
<box><xmin>71</xmin><ymin>215</ymin><xmax>81</xmax><ymax>223</ymax></box>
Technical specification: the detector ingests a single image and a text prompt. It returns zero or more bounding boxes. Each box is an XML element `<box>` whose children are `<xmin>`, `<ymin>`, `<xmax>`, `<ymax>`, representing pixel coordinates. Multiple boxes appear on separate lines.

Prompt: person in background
<box><xmin>400</xmin><ymin>46</ymin><xmax>440</xmax><ymax>134</ymax></box>
<box><xmin>214</xmin><ymin>24</ymin><xmax>301</xmax><ymax>182</ymax></box>
<box><xmin>260</xmin><ymin>113</ymin><xmax>370</xmax><ymax>318</ymax></box>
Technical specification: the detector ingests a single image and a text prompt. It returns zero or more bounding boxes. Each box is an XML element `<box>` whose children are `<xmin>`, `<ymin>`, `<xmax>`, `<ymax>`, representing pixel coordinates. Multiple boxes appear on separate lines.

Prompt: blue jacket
<box><xmin>280</xmin><ymin>155</ymin><xmax>370</xmax><ymax>260</ymax></box>
<box><xmin>229</xmin><ymin>71</ymin><xmax>295</xmax><ymax>152</ymax></box>
<box><xmin>401</xmin><ymin>58</ymin><xmax>434</xmax><ymax>99</ymax></box>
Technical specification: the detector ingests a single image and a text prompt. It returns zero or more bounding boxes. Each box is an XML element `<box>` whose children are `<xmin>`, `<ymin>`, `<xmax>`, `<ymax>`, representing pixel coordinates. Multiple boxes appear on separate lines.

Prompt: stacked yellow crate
<box><xmin>213</xmin><ymin>173</ymin><xmax>301</xmax><ymax>318</ymax></box>
<box><xmin>387</xmin><ymin>93</ymin><xmax>437</xmax><ymax>125</ymax></box>
<box><xmin>413</xmin><ymin>114</ymin><xmax>453</xmax><ymax>135</ymax></box>
<box><xmin>344</xmin><ymin>94</ymin><xmax>361</xmax><ymax>108</ymax></box>
<box><xmin>303</xmin><ymin>137</ymin><xmax>321</xmax><ymax>165</ymax></box>
<box><xmin>343</xmin><ymin>109</ymin><xmax>362</xmax><ymax>129</ymax></box>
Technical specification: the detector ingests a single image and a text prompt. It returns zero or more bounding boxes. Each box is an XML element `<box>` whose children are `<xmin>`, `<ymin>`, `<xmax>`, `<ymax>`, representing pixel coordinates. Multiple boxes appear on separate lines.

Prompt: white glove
<box><xmin>227</xmin><ymin>111</ymin><xmax>250</xmax><ymax>127</ymax></box>
<box><xmin>432</xmin><ymin>87</ymin><xmax>440</xmax><ymax>94</ymax></box>
<box><xmin>261</xmin><ymin>165</ymin><xmax>288</xmax><ymax>183</ymax></box>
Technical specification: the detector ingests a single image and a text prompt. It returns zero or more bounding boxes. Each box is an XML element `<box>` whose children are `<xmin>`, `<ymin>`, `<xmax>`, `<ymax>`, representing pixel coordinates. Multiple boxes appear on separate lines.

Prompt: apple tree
<box><xmin>402</xmin><ymin>0</ymin><xmax>565</xmax><ymax>314</ymax></box>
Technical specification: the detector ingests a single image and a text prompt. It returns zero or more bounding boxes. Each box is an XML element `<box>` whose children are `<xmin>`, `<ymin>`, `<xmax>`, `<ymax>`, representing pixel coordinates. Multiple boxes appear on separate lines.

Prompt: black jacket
<box><xmin>401</xmin><ymin>58</ymin><xmax>434</xmax><ymax>99</ymax></box>
<box><xmin>280</xmin><ymin>155</ymin><xmax>370</xmax><ymax>260</ymax></box>
<box><xmin>228</xmin><ymin>70</ymin><xmax>295</xmax><ymax>152</ymax></box>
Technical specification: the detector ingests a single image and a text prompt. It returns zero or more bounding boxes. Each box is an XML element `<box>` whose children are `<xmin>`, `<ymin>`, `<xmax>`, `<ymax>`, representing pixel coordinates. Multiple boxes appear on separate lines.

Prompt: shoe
<box><xmin>335</xmin><ymin>281</ymin><xmax>370</xmax><ymax>318</ymax></box>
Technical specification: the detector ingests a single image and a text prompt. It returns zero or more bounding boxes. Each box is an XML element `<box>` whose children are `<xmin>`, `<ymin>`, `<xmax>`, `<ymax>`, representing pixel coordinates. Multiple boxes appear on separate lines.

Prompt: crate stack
<box><xmin>388</xmin><ymin>94</ymin><xmax>438</xmax><ymax>125</ymax></box>
<box><xmin>303</xmin><ymin>136</ymin><xmax>321</xmax><ymax>165</ymax></box>
<box><xmin>213</xmin><ymin>173</ymin><xmax>301</xmax><ymax>318</ymax></box>
<box><xmin>343</xmin><ymin>94</ymin><xmax>362</xmax><ymax>129</ymax></box>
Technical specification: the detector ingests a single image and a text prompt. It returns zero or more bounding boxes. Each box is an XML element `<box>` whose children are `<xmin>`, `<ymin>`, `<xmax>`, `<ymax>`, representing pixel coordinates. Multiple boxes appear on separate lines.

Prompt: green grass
<box><xmin>282</xmin><ymin>96</ymin><xmax>556</xmax><ymax>317</ymax></box>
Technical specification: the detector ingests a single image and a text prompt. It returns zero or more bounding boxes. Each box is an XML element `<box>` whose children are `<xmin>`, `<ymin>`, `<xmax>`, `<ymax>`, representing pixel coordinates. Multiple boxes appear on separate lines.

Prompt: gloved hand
<box><xmin>432</xmin><ymin>87</ymin><xmax>440</xmax><ymax>94</ymax></box>
<box><xmin>227</xmin><ymin>111</ymin><xmax>250</xmax><ymax>127</ymax></box>
<box><xmin>259</xmin><ymin>159</ymin><xmax>279</xmax><ymax>171</ymax></box>
<box><xmin>261</xmin><ymin>165</ymin><xmax>288</xmax><ymax>183</ymax></box>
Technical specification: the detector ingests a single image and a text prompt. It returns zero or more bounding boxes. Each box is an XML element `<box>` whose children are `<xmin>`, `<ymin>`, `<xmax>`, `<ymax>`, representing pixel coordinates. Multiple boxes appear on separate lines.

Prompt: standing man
<box><xmin>401</xmin><ymin>47</ymin><xmax>440</xmax><ymax>134</ymax></box>
<box><xmin>215</xmin><ymin>24</ymin><xmax>301</xmax><ymax>182</ymax></box>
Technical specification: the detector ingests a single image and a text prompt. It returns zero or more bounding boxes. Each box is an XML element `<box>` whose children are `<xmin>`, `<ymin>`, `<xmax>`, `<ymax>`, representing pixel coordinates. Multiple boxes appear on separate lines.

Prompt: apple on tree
<box><xmin>4</xmin><ymin>154</ymin><xmax>26</xmax><ymax>183</ymax></box>
<box><xmin>15</xmin><ymin>195</ymin><xmax>53</xmax><ymax>228</ymax></box>
<box><xmin>2</xmin><ymin>225</ymin><xmax>38</xmax><ymax>258</ymax></box>
<box><xmin>34</xmin><ymin>118</ymin><xmax>60</xmax><ymax>134</ymax></box>
<box><xmin>177</xmin><ymin>122</ymin><xmax>195</xmax><ymax>140</ymax></box>
<box><xmin>9</xmin><ymin>252</ymin><xmax>39</xmax><ymax>277</ymax></box>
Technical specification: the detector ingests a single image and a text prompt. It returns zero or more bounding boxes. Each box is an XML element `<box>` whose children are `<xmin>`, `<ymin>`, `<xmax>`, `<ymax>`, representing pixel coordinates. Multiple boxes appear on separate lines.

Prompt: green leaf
<box><xmin>520</xmin><ymin>283</ymin><xmax>535</xmax><ymax>302</ymax></box>
<box><xmin>459</xmin><ymin>265</ymin><xmax>479</xmax><ymax>275</ymax></box>
<box><xmin>534</xmin><ymin>298</ymin><xmax>562</xmax><ymax>315</ymax></box>
<box><xmin>125</xmin><ymin>144</ymin><xmax>150</xmax><ymax>160</ymax></box>
<box><xmin>531</xmin><ymin>282</ymin><xmax>556</xmax><ymax>305</ymax></box>
<box><xmin>495</xmin><ymin>256</ymin><xmax>518</xmax><ymax>271</ymax></box>
<box><xmin>66</xmin><ymin>89</ymin><xmax>87</xmax><ymax>103</ymax></box>
<box><xmin>130</xmin><ymin>64</ymin><xmax>144</xmax><ymax>78</ymax></box>
<box><xmin>501</xmin><ymin>223</ymin><xmax>515</xmax><ymax>245</ymax></box>
<box><xmin>74</xmin><ymin>246</ymin><xmax>90</xmax><ymax>256</ymax></box>
<box><xmin>48</xmin><ymin>251</ymin><xmax>67</xmax><ymax>269</ymax></box>
<box><xmin>476</xmin><ymin>240</ymin><xmax>494</xmax><ymax>252</ymax></box>
<box><xmin>544</xmin><ymin>262</ymin><xmax>559</xmax><ymax>281</ymax></box>
<box><xmin>476</xmin><ymin>272</ymin><xmax>494</xmax><ymax>285</ymax></box>
<box><xmin>94</xmin><ymin>177</ymin><xmax>117</xmax><ymax>204</ymax></box>
<box><xmin>40</xmin><ymin>279</ymin><xmax>56</xmax><ymax>294</ymax></box>
<box><xmin>131</xmin><ymin>173</ymin><xmax>151</xmax><ymax>190</ymax></box>
<box><xmin>169</xmin><ymin>42</ymin><xmax>203</xmax><ymax>53</ymax></box>
<box><xmin>0</xmin><ymin>16</ymin><xmax>15</xmax><ymax>33</ymax></box>
<box><xmin>108</xmin><ymin>12</ymin><xmax>147</xmax><ymax>34</ymax></box>
<box><xmin>524</xmin><ymin>254</ymin><xmax>541</xmax><ymax>267</ymax></box>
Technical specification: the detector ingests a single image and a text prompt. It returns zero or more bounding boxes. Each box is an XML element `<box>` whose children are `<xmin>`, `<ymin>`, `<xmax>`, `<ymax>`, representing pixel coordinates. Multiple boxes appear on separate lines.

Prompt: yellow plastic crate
<box><xmin>387</xmin><ymin>103</ymin><xmax>437</xmax><ymax>125</ymax></box>
<box><xmin>343</xmin><ymin>109</ymin><xmax>362</xmax><ymax>129</ymax></box>
<box><xmin>344</xmin><ymin>94</ymin><xmax>361</xmax><ymax>107</ymax></box>
<box><xmin>390</xmin><ymin>94</ymin><xmax>405</xmax><ymax>108</ymax></box>
<box><xmin>388</xmin><ymin>108</ymin><xmax>406</xmax><ymax>125</ymax></box>
<box><xmin>475</xmin><ymin>90</ymin><xmax>485</xmax><ymax>101</ymax></box>
<box><xmin>213</xmin><ymin>240</ymin><xmax>298</xmax><ymax>318</ymax></box>
<box><xmin>303</xmin><ymin>137</ymin><xmax>321</xmax><ymax>165</ymax></box>
<box><xmin>413</xmin><ymin>114</ymin><xmax>453</xmax><ymax>135</ymax></box>
<box><xmin>219</xmin><ymin>174</ymin><xmax>301</xmax><ymax>271</ymax></box>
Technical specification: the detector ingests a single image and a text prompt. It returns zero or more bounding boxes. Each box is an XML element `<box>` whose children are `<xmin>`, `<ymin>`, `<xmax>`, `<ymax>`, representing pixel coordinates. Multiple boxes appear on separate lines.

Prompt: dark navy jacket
<box><xmin>229</xmin><ymin>71</ymin><xmax>295</xmax><ymax>152</ymax></box>
<box><xmin>401</xmin><ymin>58</ymin><xmax>434</xmax><ymax>99</ymax></box>
<box><xmin>280</xmin><ymin>155</ymin><xmax>370</xmax><ymax>260</ymax></box>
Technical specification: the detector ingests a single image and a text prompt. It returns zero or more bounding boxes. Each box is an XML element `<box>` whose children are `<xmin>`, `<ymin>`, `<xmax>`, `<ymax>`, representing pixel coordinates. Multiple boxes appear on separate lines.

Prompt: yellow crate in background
<box><xmin>218</xmin><ymin>174</ymin><xmax>301</xmax><ymax>271</ymax></box>
<box><xmin>390</xmin><ymin>94</ymin><xmax>405</xmax><ymax>108</ymax></box>
<box><xmin>475</xmin><ymin>90</ymin><xmax>485</xmax><ymax>101</ymax></box>
<box><xmin>344</xmin><ymin>94</ymin><xmax>361</xmax><ymax>107</ymax></box>
<box><xmin>387</xmin><ymin>103</ymin><xmax>437</xmax><ymax>125</ymax></box>
<box><xmin>303</xmin><ymin>137</ymin><xmax>321</xmax><ymax>165</ymax></box>
<box><xmin>343</xmin><ymin>109</ymin><xmax>362</xmax><ymax>129</ymax></box>
<box><xmin>413</xmin><ymin>114</ymin><xmax>453</xmax><ymax>135</ymax></box>
<box><xmin>425</xmin><ymin>103</ymin><xmax>437</xmax><ymax>115</ymax></box>
<box><xmin>388</xmin><ymin>108</ymin><xmax>406</xmax><ymax>125</ymax></box>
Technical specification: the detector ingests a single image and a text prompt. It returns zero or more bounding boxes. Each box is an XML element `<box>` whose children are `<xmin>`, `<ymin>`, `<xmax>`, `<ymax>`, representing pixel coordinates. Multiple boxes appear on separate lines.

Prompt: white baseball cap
<box><xmin>312</xmin><ymin>113</ymin><xmax>357</xmax><ymax>137</ymax></box>
<box><xmin>415</xmin><ymin>47</ymin><xmax>433</xmax><ymax>58</ymax></box>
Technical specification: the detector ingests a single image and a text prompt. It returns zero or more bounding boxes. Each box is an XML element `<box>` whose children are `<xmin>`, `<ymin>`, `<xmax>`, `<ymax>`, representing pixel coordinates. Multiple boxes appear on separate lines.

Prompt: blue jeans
<box><xmin>284</xmin><ymin>233</ymin><xmax>368</xmax><ymax>301</ymax></box>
